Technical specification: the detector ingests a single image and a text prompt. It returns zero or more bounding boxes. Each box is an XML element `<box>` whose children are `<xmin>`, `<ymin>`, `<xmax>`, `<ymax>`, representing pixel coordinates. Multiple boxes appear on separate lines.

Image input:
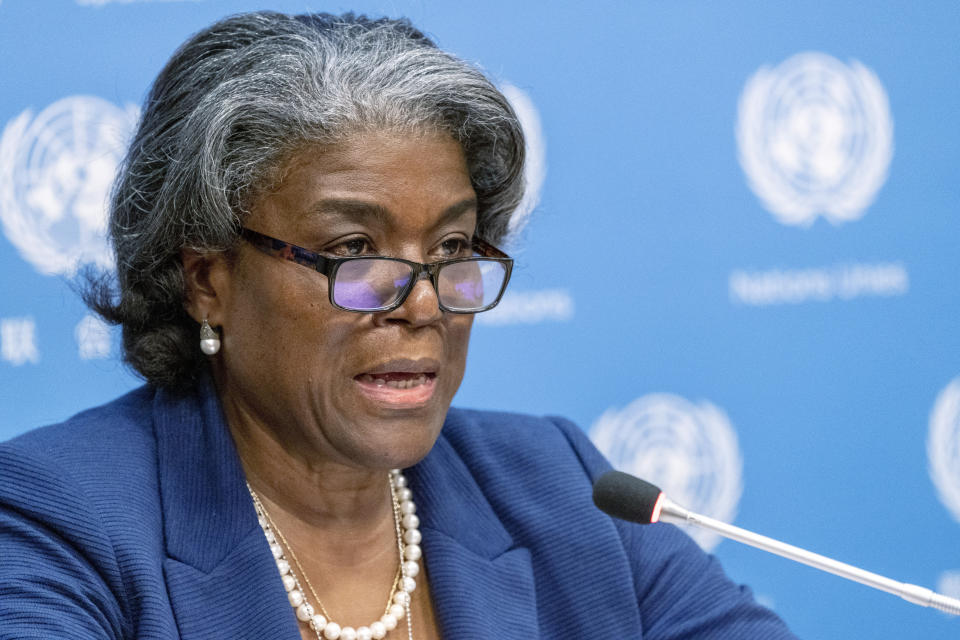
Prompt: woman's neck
<box><xmin>234</xmin><ymin>425</ymin><xmax>395</xmax><ymax>531</ymax></box>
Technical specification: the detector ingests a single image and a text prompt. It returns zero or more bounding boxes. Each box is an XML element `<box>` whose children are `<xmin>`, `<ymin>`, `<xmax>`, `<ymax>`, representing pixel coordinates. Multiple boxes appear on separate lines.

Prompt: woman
<box><xmin>0</xmin><ymin>11</ymin><xmax>796</xmax><ymax>640</ymax></box>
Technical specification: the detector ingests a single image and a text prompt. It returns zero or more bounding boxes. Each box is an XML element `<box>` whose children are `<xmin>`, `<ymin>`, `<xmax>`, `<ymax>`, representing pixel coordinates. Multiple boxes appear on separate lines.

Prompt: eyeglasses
<box><xmin>240</xmin><ymin>227</ymin><xmax>513</xmax><ymax>314</ymax></box>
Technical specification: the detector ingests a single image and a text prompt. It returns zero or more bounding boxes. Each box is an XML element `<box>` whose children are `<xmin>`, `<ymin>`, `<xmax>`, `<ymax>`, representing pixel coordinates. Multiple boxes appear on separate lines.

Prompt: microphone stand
<box><xmin>658</xmin><ymin>497</ymin><xmax>960</xmax><ymax>615</ymax></box>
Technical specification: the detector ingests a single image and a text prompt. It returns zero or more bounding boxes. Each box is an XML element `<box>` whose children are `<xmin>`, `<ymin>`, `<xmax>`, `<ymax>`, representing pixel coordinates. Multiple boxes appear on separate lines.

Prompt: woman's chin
<box><xmin>333</xmin><ymin>418</ymin><xmax>444</xmax><ymax>471</ymax></box>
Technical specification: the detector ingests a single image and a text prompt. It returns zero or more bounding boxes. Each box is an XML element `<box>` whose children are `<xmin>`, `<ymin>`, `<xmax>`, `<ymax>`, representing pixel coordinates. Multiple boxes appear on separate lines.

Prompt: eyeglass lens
<box><xmin>332</xmin><ymin>258</ymin><xmax>508</xmax><ymax>311</ymax></box>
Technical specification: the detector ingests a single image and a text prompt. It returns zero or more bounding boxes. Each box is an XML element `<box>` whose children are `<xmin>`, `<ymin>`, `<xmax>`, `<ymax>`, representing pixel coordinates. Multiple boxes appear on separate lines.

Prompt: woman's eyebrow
<box><xmin>305</xmin><ymin>197</ymin><xmax>478</xmax><ymax>228</ymax></box>
<box><xmin>305</xmin><ymin>199</ymin><xmax>392</xmax><ymax>226</ymax></box>
<box><xmin>432</xmin><ymin>197</ymin><xmax>478</xmax><ymax>228</ymax></box>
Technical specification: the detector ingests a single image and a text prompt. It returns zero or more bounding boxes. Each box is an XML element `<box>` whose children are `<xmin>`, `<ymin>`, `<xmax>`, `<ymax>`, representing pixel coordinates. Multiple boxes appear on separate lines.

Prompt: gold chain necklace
<box><xmin>248</xmin><ymin>470</ymin><xmax>421</xmax><ymax>640</ymax></box>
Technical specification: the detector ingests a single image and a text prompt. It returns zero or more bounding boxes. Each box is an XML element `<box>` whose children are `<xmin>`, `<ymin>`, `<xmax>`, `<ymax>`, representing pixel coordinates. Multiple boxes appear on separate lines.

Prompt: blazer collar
<box><xmin>154</xmin><ymin>376</ymin><xmax>254</xmax><ymax>570</ymax></box>
<box><xmin>410</xmin><ymin>430</ymin><xmax>541</xmax><ymax>638</ymax></box>
<box><xmin>153</xmin><ymin>377</ymin><xmax>300</xmax><ymax>639</ymax></box>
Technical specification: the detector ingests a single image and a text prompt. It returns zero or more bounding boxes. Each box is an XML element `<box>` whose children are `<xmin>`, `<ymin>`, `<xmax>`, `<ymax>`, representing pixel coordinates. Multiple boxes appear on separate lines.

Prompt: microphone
<box><xmin>592</xmin><ymin>470</ymin><xmax>960</xmax><ymax>616</ymax></box>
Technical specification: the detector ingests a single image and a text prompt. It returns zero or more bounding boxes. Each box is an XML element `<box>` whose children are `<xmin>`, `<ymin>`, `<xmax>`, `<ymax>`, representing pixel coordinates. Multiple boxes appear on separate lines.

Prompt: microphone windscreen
<box><xmin>592</xmin><ymin>470</ymin><xmax>664</xmax><ymax>525</ymax></box>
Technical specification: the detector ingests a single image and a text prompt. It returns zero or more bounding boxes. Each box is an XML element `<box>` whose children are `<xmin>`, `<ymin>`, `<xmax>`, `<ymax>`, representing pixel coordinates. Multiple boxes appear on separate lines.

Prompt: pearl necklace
<box><xmin>249</xmin><ymin>470</ymin><xmax>421</xmax><ymax>640</ymax></box>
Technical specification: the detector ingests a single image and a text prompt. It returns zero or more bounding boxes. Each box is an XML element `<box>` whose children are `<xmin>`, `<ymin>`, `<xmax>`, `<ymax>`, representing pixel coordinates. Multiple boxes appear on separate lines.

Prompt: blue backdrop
<box><xmin>1</xmin><ymin>1</ymin><xmax>959</xmax><ymax>638</ymax></box>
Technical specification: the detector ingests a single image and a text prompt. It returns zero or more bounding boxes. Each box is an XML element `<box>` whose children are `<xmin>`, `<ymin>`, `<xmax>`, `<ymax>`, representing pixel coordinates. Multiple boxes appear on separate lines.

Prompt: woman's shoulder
<box><xmin>0</xmin><ymin>385</ymin><xmax>164</xmax><ymax>534</ymax></box>
<box><xmin>3</xmin><ymin>384</ymin><xmax>158</xmax><ymax>463</ymax></box>
<box><xmin>0</xmin><ymin>385</ymin><xmax>171</xmax><ymax>639</ymax></box>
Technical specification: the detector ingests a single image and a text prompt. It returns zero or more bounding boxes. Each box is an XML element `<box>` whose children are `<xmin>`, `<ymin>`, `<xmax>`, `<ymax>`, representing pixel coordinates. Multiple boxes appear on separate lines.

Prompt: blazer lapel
<box><xmin>153</xmin><ymin>380</ymin><xmax>299</xmax><ymax>639</ymax></box>
<box><xmin>410</xmin><ymin>434</ymin><xmax>541</xmax><ymax>639</ymax></box>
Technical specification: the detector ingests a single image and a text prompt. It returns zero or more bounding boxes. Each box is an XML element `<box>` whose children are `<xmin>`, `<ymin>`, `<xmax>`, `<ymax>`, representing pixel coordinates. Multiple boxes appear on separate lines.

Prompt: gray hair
<box><xmin>86</xmin><ymin>11</ymin><xmax>525</xmax><ymax>388</ymax></box>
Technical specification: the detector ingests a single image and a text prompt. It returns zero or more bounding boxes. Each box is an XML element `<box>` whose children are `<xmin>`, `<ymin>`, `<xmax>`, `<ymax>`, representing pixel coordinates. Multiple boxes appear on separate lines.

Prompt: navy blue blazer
<box><xmin>0</xmin><ymin>380</ymin><xmax>796</xmax><ymax>639</ymax></box>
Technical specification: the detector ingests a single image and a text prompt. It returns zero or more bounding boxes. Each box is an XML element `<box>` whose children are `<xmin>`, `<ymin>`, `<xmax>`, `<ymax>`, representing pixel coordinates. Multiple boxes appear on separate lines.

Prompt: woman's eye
<box><xmin>329</xmin><ymin>238</ymin><xmax>372</xmax><ymax>256</ymax></box>
<box><xmin>438</xmin><ymin>238</ymin><xmax>470</xmax><ymax>257</ymax></box>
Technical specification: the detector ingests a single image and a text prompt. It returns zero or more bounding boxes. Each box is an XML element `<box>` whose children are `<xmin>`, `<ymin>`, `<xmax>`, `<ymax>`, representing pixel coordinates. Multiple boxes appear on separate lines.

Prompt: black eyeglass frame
<box><xmin>239</xmin><ymin>227</ymin><xmax>514</xmax><ymax>314</ymax></box>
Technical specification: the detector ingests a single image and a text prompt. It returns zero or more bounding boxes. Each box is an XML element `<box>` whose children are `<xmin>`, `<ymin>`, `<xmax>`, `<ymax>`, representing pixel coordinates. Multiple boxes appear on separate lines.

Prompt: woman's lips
<box><xmin>354</xmin><ymin>372</ymin><xmax>437</xmax><ymax>407</ymax></box>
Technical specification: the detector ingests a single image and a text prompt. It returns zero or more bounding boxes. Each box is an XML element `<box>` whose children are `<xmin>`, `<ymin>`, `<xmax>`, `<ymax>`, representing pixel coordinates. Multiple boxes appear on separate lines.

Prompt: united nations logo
<box><xmin>500</xmin><ymin>83</ymin><xmax>546</xmax><ymax>245</ymax></box>
<box><xmin>0</xmin><ymin>96</ymin><xmax>138</xmax><ymax>276</ymax></box>
<box><xmin>589</xmin><ymin>393</ymin><xmax>743</xmax><ymax>550</ymax></box>
<box><xmin>736</xmin><ymin>52</ymin><xmax>893</xmax><ymax>226</ymax></box>
<box><xmin>928</xmin><ymin>378</ymin><xmax>960</xmax><ymax>524</ymax></box>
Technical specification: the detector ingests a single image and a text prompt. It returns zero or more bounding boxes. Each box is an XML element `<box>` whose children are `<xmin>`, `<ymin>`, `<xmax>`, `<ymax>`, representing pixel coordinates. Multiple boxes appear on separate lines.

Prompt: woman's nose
<box><xmin>383</xmin><ymin>273</ymin><xmax>443</xmax><ymax>326</ymax></box>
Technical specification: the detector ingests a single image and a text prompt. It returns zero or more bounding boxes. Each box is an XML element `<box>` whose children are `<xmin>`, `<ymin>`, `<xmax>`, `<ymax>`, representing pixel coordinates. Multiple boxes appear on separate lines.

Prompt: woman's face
<box><xmin>208</xmin><ymin>131</ymin><xmax>477</xmax><ymax>471</ymax></box>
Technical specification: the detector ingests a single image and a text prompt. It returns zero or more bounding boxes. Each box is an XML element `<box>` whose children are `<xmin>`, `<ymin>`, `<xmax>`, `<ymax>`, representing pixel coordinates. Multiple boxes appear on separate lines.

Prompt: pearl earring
<box><xmin>200</xmin><ymin>319</ymin><xmax>220</xmax><ymax>355</ymax></box>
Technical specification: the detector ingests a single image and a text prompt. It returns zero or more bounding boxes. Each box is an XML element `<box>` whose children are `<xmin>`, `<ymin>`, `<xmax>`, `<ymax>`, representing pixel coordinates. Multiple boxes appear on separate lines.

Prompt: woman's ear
<box><xmin>181</xmin><ymin>249</ymin><xmax>230</xmax><ymax>325</ymax></box>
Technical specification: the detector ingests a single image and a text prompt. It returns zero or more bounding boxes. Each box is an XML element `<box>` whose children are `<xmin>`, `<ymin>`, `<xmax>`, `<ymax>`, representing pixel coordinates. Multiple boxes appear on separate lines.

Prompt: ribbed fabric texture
<box><xmin>416</xmin><ymin>410</ymin><xmax>798</xmax><ymax>639</ymax></box>
<box><xmin>0</xmin><ymin>388</ymin><xmax>173</xmax><ymax>639</ymax></box>
<box><xmin>0</xmin><ymin>384</ymin><xmax>797</xmax><ymax>639</ymax></box>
